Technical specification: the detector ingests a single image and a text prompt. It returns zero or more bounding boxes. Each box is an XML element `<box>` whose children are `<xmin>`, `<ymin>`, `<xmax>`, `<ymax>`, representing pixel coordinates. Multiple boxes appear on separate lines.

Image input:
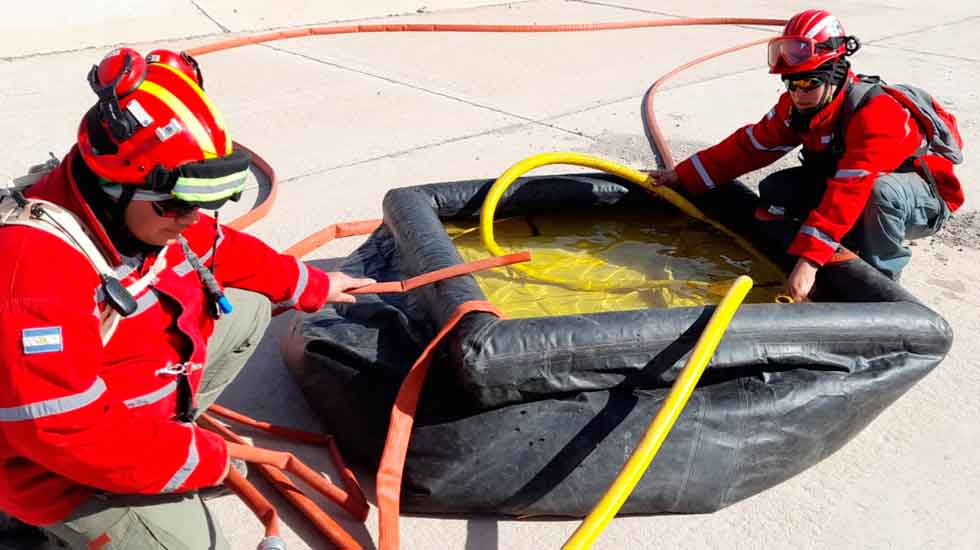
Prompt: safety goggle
<box><xmin>145</xmin><ymin>147</ymin><xmax>251</xmax><ymax>210</ymax></box>
<box><xmin>767</xmin><ymin>36</ymin><xmax>845</xmax><ymax>71</ymax></box>
<box><xmin>151</xmin><ymin>198</ymin><xmax>199</xmax><ymax>218</ymax></box>
<box><xmin>783</xmin><ymin>76</ymin><xmax>825</xmax><ymax>92</ymax></box>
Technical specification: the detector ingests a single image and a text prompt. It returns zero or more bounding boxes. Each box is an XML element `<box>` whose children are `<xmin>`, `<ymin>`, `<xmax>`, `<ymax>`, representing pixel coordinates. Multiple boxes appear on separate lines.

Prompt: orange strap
<box><xmin>377</xmin><ymin>300</ymin><xmax>503</xmax><ymax>550</ymax></box>
<box><xmin>352</xmin><ymin>251</ymin><xmax>531</xmax><ymax>294</ymax></box>
<box><xmin>282</xmin><ymin>219</ymin><xmax>383</xmax><ymax>258</ymax></box>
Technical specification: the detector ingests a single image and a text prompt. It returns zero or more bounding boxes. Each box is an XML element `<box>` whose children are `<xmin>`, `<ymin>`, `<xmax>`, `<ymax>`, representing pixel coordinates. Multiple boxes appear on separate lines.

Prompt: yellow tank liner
<box><xmin>447</xmin><ymin>205</ymin><xmax>783</xmax><ymax>318</ymax></box>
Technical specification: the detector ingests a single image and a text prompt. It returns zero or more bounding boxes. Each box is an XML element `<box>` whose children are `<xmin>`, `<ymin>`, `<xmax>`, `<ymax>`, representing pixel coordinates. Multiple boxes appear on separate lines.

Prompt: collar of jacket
<box><xmin>25</xmin><ymin>146</ymin><xmax>125</xmax><ymax>267</ymax></box>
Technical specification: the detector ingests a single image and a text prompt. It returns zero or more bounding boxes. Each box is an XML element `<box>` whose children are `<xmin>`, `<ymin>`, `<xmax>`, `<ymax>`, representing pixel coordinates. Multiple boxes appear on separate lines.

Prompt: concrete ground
<box><xmin>2</xmin><ymin>1</ymin><xmax>979</xmax><ymax>549</ymax></box>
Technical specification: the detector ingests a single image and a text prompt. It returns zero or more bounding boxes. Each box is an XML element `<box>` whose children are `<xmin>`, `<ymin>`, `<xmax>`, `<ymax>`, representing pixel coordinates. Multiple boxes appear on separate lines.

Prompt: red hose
<box><xmin>186</xmin><ymin>19</ymin><xmax>787</xmax><ymax>57</ymax></box>
<box><xmin>224</xmin><ymin>466</ymin><xmax>281</xmax><ymax>538</ymax></box>
<box><xmin>642</xmin><ymin>36</ymin><xmax>774</xmax><ymax>169</ymax></box>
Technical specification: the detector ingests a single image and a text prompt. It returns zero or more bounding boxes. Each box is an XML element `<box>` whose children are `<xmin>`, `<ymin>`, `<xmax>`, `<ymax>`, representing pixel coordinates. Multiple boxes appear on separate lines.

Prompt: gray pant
<box><xmin>42</xmin><ymin>289</ymin><xmax>272</xmax><ymax>550</ymax></box>
<box><xmin>759</xmin><ymin>167</ymin><xmax>949</xmax><ymax>279</ymax></box>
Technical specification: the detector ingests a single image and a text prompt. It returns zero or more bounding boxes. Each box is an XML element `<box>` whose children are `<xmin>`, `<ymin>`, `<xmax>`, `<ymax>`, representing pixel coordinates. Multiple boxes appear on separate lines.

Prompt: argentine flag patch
<box><xmin>22</xmin><ymin>327</ymin><xmax>63</xmax><ymax>355</ymax></box>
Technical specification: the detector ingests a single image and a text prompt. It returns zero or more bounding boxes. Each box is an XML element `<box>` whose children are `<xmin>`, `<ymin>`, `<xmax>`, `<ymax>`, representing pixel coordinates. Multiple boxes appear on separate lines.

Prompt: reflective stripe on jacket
<box><xmin>0</xmin><ymin>147</ymin><xmax>331</xmax><ymax>525</ymax></box>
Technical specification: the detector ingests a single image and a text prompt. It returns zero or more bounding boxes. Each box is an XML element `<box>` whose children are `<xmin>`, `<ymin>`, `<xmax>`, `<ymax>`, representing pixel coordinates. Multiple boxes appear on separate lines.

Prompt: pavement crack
<box><xmin>0</xmin><ymin>1</ymin><xmax>535</xmax><ymax>62</ymax></box>
<box><xmin>864</xmin><ymin>14</ymin><xmax>980</xmax><ymax>45</ymax></box>
<box><xmin>190</xmin><ymin>0</ymin><xmax>231</xmax><ymax>33</ymax></box>
<box><xmin>263</xmin><ymin>43</ymin><xmax>587</xmax><ymax>139</ymax></box>
<box><xmin>864</xmin><ymin>44</ymin><xmax>978</xmax><ymax>64</ymax></box>
<box><xmin>278</xmin><ymin>121</ymin><xmax>538</xmax><ymax>184</ymax></box>
<box><xmin>566</xmin><ymin>0</ymin><xmax>782</xmax><ymax>33</ymax></box>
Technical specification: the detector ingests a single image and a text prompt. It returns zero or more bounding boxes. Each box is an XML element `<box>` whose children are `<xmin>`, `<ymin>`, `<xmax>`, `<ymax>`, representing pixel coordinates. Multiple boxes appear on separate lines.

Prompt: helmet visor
<box><xmin>767</xmin><ymin>37</ymin><xmax>817</xmax><ymax>70</ymax></box>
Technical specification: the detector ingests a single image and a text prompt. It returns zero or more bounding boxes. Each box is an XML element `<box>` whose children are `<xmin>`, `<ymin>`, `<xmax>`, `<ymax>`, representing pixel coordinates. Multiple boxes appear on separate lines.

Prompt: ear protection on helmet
<box><xmin>86</xmin><ymin>50</ymin><xmax>148</xmax><ymax>142</ymax></box>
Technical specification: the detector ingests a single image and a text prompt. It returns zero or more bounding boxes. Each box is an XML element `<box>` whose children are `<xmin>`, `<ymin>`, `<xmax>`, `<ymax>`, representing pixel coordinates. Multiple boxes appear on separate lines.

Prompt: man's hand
<box><xmin>326</xmin><ymin>272</ymin><xmax>376</xmax><ymax>304</ymax></box>
<box><xmin>646</xmin><ymin>168</ymin><xmax>680</xmax><ymax>188</ymax></box>
<box><xmin>784</xmin><ymin>257</ymin><xmax>819</xmax><ymax>303</ymax></box>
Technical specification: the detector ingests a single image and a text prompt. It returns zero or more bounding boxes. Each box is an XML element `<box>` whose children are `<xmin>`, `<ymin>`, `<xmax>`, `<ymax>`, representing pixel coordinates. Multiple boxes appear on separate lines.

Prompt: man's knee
<box><xmin>217</xmin><ymin>289</ymin><xmax>272</xmax><ymax>351</ymax></box>
<box><xmin>866</xmin><ymin>176</ymin><xmax>906</xmax><ymax>211</ymax></box>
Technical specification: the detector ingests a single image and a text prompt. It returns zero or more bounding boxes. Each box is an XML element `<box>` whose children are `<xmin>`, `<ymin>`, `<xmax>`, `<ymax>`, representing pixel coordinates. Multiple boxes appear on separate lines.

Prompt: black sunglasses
<box><xmin>783</xmin><ymin>76</ymin><xmax>825</xmax><ymax>92</ymax></box>
<box><xmin>151</xmin><ymin>198</ymin><xmax>199</xmax><ymax>218</ymax></box>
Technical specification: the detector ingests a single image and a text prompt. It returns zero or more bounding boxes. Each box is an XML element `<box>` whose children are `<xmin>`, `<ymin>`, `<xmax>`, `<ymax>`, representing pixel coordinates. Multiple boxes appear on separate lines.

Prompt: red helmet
<box><xmin>146</xmin><ymin>49</ymin><xmax>204</xmax><ymax>89</ymax></box>
<box><xmin>768</xmin><ymin>10</ymin><xmax>850</xmax><ymax>74</ymax></box>
<box><xmin>78</xmin><ymin>48</ymin><xmax>248</xmax><ymax>208</ymax></box>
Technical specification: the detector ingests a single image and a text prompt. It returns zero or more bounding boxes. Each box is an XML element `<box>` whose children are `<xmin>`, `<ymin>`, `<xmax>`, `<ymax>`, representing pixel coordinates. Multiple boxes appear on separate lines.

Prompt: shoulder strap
<box><xmin>0</xmin><ymin>193</ymin><xmax>131</xmax><ymax>343</ymax></box>
<box><xmin>832</xmin><ymin>75</ymin><xmax>885</xmax><ymax>155</ymax></box>
<box><xmin>0</xmin><ymin>194</ymin><xmax>116</xmax><ymax>276</ymax></box>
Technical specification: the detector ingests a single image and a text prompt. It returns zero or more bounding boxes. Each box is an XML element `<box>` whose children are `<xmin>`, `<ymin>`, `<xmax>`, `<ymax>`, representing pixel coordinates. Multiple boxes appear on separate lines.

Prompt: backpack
<box><xmin>836</xmin><ymin>74</ymin><xmax>965</xmax><ymax>211</ymax></box>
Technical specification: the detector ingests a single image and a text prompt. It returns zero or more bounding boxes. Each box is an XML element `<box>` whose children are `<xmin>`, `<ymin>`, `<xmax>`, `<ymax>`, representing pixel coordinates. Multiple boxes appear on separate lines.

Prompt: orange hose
<box><xmin>198</xmin><ymin>414</ymin><xmax>363</xmax><ymax>548</ymax></box>
<box><xmin>225</xmin><ymin>466</ymin><xmax>281</xmax><ymax>538</ymax></box>
<box><xmin>642</xmin><ymin>36</ymin><xmax>774</xmax><ymax>169</ymax></box>
<box><xmin>207</xmin><ymin>403</ymin><xmax>369</xmax><ymax>518</ymax></box>
<box><xmin>208</xmin><ymin>403</ymin><xmax>334</xmax><ymax>445</ymax></box>
<box><xmin>226</xmin><ymin>141</ymin><xmax>278</xmax><ymax>232</ymax></box>
<box><xmin>224</xmin><ymin>442</ymin><xmax>368</xmax><ymax>521</ymax></box>
<box><xmin>187</xmin><ymin>19</ymin><xmax>787</xmax><ymax>57</ymax></box>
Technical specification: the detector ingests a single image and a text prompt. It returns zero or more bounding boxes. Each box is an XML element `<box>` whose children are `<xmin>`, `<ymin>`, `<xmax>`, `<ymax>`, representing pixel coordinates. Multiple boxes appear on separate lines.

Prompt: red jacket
<box><xmin>0</xmin><ymin>147</ymin><xmax>331</xmax><ymax>525</ymax></box>
<box><xmin>675</xmin><ymin>73</ymin><xmax>943</xmax><ymax>265</ymax></box>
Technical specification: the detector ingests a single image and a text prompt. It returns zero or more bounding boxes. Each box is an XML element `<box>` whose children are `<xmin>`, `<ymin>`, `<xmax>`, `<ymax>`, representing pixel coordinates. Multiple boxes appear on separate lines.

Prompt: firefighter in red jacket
<box><xmin>650</xmin><ymin>9</ymin><xmax>956</xmax><ymax>301</ymax></box>
<box><xmin>0</xmin><ymin>48</ymin><xmax>373</xmax><ymax>549</ymax></box>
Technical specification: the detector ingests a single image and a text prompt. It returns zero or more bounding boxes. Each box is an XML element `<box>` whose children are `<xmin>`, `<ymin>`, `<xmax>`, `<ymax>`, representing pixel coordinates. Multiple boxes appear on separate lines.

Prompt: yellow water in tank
<box><xmin>446</xmin><ymin>206</ymin><xmax>783</xmax><ymax>318</ymax></box>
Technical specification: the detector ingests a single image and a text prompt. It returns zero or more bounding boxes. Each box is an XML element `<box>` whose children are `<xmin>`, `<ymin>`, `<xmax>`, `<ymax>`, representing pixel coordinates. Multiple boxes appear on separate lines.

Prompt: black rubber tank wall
<box><xmin>282</xmin><ymin>173</ymin><xmax>952</xmax><ymax>517</ymax></box>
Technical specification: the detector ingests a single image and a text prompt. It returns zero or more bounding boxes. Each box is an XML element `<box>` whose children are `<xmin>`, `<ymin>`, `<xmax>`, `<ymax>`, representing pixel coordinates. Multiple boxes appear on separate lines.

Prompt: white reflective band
<box><xmin>805</xmin><ymin>15</ymin><xmax>839</xmax><ymax>39</ymax></box>
<box><xmin>835</xmin><ymin>169</ymin><xmax>870</xmax><ymax>179</ymax></box>
<box><xmin>123</xmin><ymin>381</ymin><xmax>177</xmax><ymax>408</ymax></box>
<box><xmin>800</xmin><ymin>225</ymin><xmax>839</xmax><ymax>248</ymax></box>
<box><xmin>275</xmin><ymin>259</ymin><xmax>309</xmax><ymax>310</ymax></box>
<box><xmin>114</xmin><ymin>263</ymin><xmax>137</xmax><ymax>280</ymax></box>
<box><xmin>745</xmin><ymin>127</ymin><xmax>795</xmax><ymax>153</ymax></box>
<box><xmin>0</xmin><ymin>378</ymin><xmax>106</xmax><ymax>422</ymax></box>
<box><xmin>691</xmin><ymin>154</ymin><xmax>716</xmax><ymax>189</ymax></box>
<box><xmin>162</xmin><ymin>425</ymin><xmax>200</xmax><ymax>493</ymax></box>
<box><xmin>128</xmin><ymin>289</ymin><xmax>160</xmax><ymax>317</ymax></box>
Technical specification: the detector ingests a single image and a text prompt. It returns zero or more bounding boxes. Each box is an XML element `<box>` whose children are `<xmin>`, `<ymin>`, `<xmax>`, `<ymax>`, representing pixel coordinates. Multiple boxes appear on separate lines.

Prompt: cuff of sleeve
<box><xmin>184</xmin><ymin>427</ymin><xmax>229</xmax><ymax>490</ymax></box>
<box><xmin>675</xmin><ymin>159</ymin><xmax>712</xmax><ymax>196</ymax></box>
<box><xmin>787</xmin><ymin>233</ymin><xmax>835</xmax><ymax>266</ymax></box>
<box><xmin>297</xmin><ymin>265</ymin><xmax>331</xmax><ymax>313</ymax></box>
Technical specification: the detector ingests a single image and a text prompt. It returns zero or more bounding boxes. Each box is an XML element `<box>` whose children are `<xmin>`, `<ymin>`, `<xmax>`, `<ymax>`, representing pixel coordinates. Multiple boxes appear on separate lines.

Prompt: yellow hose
<box><xmin>478</xmin><ymin>152</ymin><xmax>785</xmax><ymax>291</ymax></box>
<box><xmin>562</xmin><ymin>274</ymin><xmax>754</xmax><ymax>550</ymax></box>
